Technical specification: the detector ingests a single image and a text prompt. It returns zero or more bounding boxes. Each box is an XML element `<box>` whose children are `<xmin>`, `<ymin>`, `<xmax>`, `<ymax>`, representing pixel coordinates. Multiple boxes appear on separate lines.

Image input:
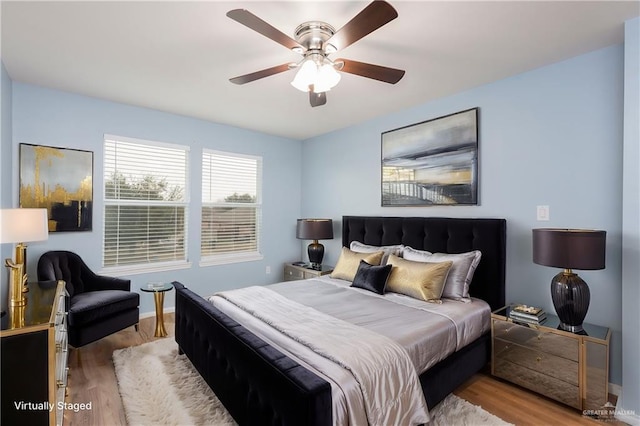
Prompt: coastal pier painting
<box><xmin>382</xmin><ymin>108</ymin><xmax>479</xmax><ymax>206</ymax></box>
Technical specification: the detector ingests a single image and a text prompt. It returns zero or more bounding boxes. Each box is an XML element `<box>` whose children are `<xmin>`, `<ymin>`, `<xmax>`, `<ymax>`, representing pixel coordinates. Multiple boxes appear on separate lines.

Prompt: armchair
<box><xmin>37</xmin><ymin>251</ymin><xmax>139</xmax><ymax>348</ymax></box>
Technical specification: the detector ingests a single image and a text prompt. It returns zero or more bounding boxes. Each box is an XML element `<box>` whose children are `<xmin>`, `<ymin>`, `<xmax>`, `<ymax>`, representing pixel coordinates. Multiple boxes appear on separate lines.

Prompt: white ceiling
<box><xmin>2</xmin><ymin>1</ymin><xmax>638</xmax><ymax>140</ymax></box>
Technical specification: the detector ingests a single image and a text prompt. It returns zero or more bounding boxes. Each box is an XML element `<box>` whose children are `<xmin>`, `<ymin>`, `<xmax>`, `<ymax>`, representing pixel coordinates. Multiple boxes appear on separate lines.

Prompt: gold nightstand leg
<box><xmin>153</xmin><ymin>291</ymin><xmax>167</xmax><ymax>337</ymax></box>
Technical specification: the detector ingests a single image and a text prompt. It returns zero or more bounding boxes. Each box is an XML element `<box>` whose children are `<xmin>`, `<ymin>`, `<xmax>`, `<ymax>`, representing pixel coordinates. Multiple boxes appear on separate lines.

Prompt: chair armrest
<box><xmin>84</xmin><ymin>274</ymin><xmax>131</xmax><ymax>292</ymax></box>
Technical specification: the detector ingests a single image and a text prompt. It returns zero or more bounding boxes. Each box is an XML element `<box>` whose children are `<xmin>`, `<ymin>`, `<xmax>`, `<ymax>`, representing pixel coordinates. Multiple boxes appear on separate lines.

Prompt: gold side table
<box><xmin>141</xmin><ymin>283</ymin><xmax>173</xmax><ymax>337</ymax></box>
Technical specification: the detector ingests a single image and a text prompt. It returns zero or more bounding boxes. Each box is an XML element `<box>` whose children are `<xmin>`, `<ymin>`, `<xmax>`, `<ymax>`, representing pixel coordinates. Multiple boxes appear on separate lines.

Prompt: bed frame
<box><xmin>173</xmin><ymin>216</ymin><xmax>506</xmax><ymax>425</ymax></box>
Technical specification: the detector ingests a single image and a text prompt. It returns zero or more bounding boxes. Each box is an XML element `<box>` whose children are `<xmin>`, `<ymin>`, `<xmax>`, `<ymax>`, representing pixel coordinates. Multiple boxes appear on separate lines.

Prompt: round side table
<box><xmin>141</xmin><ymin>282</ymin><xmax>173</xmax><ymax>337</ymax></box>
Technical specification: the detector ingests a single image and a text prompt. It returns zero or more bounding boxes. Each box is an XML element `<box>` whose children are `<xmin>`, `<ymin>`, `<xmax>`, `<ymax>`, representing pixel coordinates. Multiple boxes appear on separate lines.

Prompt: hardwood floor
<box><xmin>455</xmin><ymin>372</ymin><xmax>623</xmax><ymax>426</ymax></box>
<box><xmin>64</xmin><ymin>314</ymin><xmax>176</xmax><ymax>425</ymax></box>
<box><xmin>64</xmin><ymin>314</ymin><xmax>624</xmax><ymax>426</ymax></box>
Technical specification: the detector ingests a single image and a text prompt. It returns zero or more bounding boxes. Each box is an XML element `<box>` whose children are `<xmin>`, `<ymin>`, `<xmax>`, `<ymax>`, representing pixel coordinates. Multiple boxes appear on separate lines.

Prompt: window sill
<box><xmin>99</xmin><ymin>260</ymin><xmax>192</xmax><ymax>276</ymax></box>
<box><xmin>199</xmin><ymin>253</ymin><xmax>264</xmax><ymax>267</ymax></box>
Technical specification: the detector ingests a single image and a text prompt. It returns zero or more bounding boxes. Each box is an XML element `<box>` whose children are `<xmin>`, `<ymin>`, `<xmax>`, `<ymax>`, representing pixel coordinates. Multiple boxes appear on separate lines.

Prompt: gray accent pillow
<box><xmin>402</xmin><ymin>246</ymin><xmax>482</xmax><ymax>302</ymax></box>
<box><xmin>350</xmin><ymin>241</ymin><xmax>404</xmax><ymax>265</ymax></box>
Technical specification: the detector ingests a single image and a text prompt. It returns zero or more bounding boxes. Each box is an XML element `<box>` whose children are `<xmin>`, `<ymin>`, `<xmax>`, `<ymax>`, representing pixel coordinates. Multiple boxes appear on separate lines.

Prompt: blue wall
<box><xmin>301</xmin><ymin>44</ymin><xmax>626</xmax><ymax>385</ymax></box>
<box><xmin>9</xmin><ymin>83</ymin><xmax>303</xmax><ymax>314</ymax></box>
<box><xmin>1</xmin><ymin>63</ymin><xmax>13</xmax><ymax>309</ymax></box>
<box><xmin>621</xmin><ymin>17</ymin><xmax>640</xmax><ymax>421</ymax></box>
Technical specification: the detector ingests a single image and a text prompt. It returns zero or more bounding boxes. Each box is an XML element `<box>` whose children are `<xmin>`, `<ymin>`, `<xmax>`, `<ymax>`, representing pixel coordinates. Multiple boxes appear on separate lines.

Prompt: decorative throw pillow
<box><xmin>330</xmin><ymin>248</ymin><xmax>384</xmax><ymax>282</ymax></box>
<box><xmin>349</xmin><ymin>241</ymin><xmax>404</xmax><ymax>265</ymax></box>
<box><xmin>351</xmin><ymin>260</ymin><xmax>393</xmax><ymax>295</ymax></box>
<box><xmin>385</xmin><ymin>254</ymin><xmax>452</xmax><ymax>303</ymax></box>
<box><xmin>402</xmin><ymin>246</ymin><xmax>482</xmax><ymax>301</ymax></box>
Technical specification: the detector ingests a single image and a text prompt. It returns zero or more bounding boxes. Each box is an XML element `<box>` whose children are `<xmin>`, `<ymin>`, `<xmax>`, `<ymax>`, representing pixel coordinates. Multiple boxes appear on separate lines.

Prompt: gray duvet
<box><xmin>209</xmin><ymin>276</ymin><xmax>490</xmax><ymax>425</ymax></box>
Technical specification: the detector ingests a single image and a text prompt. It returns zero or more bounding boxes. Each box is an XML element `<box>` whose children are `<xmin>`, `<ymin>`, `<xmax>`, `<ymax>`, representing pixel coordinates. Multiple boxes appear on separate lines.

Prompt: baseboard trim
<box><xmin>609</xmin><ymin>383</ymin><xmax>622</xmax><ymax>397</ymax></box>
<box><xmin>139</xmin><ymin>307</ymin><xmax>175</xmax><ymax>320</ymax></box>
<box><xmin>615</xmin><ymin>389</ymin><xmax>640</xmax><ymax>426</ymax></box>
<box><xmin>615</xmin><ymin>410</ymin><xmax>640</xmax><ymax>425</ymax></box>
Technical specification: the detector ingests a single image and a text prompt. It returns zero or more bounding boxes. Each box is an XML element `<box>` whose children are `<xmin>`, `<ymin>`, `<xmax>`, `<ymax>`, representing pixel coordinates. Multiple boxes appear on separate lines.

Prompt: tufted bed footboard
<box><xmin>173</xmin><ymin>281</ymin><xmax>332</xmax><ymax>425</ymax></box>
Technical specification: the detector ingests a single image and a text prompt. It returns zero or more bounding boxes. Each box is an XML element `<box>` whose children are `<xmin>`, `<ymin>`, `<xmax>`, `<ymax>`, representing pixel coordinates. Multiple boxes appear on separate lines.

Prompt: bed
<box><xmin>173</xmin><ymin>216</ymin><xmax>506</xmax><ymax>425</ymax></box>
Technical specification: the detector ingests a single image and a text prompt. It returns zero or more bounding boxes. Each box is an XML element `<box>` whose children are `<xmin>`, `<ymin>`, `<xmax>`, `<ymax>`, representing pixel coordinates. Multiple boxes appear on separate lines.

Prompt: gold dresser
<box><xmin>1</xmin><ymin>280</ymin><xmax>68</xmax><ymax>425</ymax></box>
<box><xmin>492</xmin><ymin>305</ymin><xmax>610</xmax><ymax>411</ymax></box>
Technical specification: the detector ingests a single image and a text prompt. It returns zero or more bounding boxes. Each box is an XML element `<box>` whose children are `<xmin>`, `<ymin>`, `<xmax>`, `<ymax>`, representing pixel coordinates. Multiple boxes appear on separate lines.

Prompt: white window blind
<box><xmin>103</xmin><ymin>135</ymin><xmax>189</xmax><ymax>271</ymax></box>
<box><xmin>201</xmin><ymin>149</ymin><xmax>262</xmax><ymax>264</ymax></box>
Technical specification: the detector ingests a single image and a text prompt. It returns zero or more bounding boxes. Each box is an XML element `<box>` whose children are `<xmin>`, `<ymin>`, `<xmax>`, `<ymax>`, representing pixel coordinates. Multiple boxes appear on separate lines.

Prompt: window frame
<box><xmin>199</xmin><ymin>148</ymin><xmax>263</xmax><ymax>267</ymax></box>
<box><xmin>101</xmin><ymin>134</ymin><xmax>191</xmax><ymax>275</ymax></box>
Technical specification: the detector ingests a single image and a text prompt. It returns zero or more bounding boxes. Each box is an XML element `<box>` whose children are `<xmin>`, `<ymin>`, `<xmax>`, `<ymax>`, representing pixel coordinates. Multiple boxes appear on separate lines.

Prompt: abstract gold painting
<box><xmin>19</xmin><ymin>143</ymin><xmax>93</xmax><ymax>232</ymax></box>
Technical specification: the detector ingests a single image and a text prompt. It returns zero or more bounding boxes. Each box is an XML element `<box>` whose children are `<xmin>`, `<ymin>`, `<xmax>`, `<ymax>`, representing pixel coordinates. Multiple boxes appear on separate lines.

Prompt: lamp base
<box><xmin>5</xmin><ymin>259</ymin><xmax>28</xmax><ymax>308</ymax></box>
<box><xmin>307</xmin><ymin>240</ymin><xmax>325</xmax><ymax>270</ymax></box>
<box><xmin>551</xmin><ymin>270</ymin><xmax>590</xmax><ymax>334</ymax></box>
<box><xmin>558</xmin><ymin>323</ymin><xmax>585</xmax><ymax>334</ymax></box>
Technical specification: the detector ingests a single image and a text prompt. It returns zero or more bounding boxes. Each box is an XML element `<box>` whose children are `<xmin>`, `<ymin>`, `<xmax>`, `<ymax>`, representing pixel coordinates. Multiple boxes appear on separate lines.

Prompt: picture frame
<box><xmin>381</xmin><ymin>107</ymin><xmax>479</xmax><ymax>206</ymax></box>
<box><xmin>19</xmin><ymin>143</ymin><xmax>93</xmax><ymax>232</ymax></box>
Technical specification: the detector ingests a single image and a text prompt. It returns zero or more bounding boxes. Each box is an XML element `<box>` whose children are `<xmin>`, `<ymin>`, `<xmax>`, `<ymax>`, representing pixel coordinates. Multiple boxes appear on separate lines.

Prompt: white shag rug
<box><xmin>113</xmin><ymin>338</ymin><xmax>513</xmax><ymax>426</ymax></box>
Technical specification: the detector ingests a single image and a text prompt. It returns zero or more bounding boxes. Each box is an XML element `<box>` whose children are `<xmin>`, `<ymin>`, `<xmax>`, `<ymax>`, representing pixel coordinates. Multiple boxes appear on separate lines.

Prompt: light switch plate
<box><xmin>537</xmin><ymin>205</ymin><xmax>550</xmax><ymax>221</ymax></box>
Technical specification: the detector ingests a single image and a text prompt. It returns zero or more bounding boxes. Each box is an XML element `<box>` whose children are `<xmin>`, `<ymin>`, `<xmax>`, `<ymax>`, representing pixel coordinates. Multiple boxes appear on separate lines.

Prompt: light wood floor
<box><xmin>64</xmin><ymin>314</ymin><xmax>624</xmax><ymax>426</ymax></box>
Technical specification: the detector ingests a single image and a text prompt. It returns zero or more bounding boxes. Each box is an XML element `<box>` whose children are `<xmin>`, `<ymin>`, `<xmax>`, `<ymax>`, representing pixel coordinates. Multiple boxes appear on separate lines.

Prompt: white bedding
<box><xmin>209</xmin><ymin>276</ymin><xmax>491</xmax><ymax>425</ymax></box>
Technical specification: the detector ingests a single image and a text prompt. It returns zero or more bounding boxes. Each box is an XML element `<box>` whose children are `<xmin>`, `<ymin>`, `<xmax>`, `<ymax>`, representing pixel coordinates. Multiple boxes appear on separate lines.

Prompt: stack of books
<box><xmin>509</xmin><ymin>304</ymin><xmax>547</xmax><ymax>324</ymax></box>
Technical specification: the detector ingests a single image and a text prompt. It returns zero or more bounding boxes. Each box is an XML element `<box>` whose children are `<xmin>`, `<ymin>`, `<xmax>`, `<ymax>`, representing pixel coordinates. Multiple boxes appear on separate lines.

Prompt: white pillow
<box><xmin>350</xmin><ymin>241</ymin><xmax>404</xmax><ymax>265</ymax></box>
<box><xmin>402</xmin><ymin>246</ymin><xmax>482</xmax><ymax>302</ymax></box>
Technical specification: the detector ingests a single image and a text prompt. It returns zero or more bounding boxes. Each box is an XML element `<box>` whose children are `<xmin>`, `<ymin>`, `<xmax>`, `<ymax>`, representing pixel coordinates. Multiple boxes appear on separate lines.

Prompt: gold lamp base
<box><xmin>9</xmin><ymin>304</ymin><xmax>26</xmax><ymax>329</ymax></box>
<box><xmin>5</xmin><ymin>258</ymin><xmax>28</xmax><ymax>307</ymax></box>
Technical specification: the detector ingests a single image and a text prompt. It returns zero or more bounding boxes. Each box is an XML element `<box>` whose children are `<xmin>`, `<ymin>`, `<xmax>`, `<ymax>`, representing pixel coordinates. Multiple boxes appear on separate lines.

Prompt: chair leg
<box><xmin>134</xmin><ymin>323</ymin><xmax>139</xmax><ymax>332</ymax></box>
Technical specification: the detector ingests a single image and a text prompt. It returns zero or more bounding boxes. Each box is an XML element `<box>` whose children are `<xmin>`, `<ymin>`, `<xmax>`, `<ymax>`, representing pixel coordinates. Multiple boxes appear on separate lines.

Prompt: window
<box><xmin>103</xmin><ymin>135</ymin><xmax>189</xmax><ymax>273</ymax></box>
<box><xmin>201</xmin><ymin>149</ymin><xmax>262</xmax><ymax>265</ymax></box>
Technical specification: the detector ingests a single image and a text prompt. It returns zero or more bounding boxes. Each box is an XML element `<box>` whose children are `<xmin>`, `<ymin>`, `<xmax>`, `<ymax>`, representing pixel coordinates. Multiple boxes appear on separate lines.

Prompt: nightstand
<box><xmin>491</xmin><ymin>305</ymin><xmax>610</xmax><ymax>411</ymax></box>
<box><xmin>283</xmin><ymin>263</ymin><xmax>333</xmax><ymax>281</ymax></box>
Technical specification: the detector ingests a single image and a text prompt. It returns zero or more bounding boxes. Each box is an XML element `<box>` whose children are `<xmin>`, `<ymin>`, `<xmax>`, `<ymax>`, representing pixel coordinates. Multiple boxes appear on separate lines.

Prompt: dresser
<box><xmin>491</xmin><ymin>305</ymin><xmax>609</xmax><ymax>411</ymax></box>
<box><xmin>283</xmin><ymin>263</ymin><xmax>333</xmax><ymax>281</ymax></box>
<box><xmin>1</xmin><ymin>280</ymin><xmax>68</xmax><ymax>426</ymax></box>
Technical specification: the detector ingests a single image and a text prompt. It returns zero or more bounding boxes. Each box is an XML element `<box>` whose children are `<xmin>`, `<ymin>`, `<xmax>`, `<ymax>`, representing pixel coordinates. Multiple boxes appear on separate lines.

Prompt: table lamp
<box><xmin>296</xmin><ymin>219</ymin><xmax>333</xmax><ymax>270</ymax></box>
<box><xmin>532</xmin><ymin>228</ymin><xmax>606</xmax><ymax>333</ymax></box>
<box><xmin>0</xmin><ymin>208</ymin><xmax>49</xmax><ymax>306</ymax></box>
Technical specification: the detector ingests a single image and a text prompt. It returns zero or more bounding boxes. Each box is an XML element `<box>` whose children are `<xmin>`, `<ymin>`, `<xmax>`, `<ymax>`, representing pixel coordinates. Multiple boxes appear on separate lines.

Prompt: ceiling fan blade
<box><xmin>230</xmin><ymin>64</ymin><xmax>291</xmax><ymax>85</ymax></box>
<box><xmin>309</xmin><ymin>87</ymin><xmax>327</xmax><ymax>107</ymax></box>
<box><xmin>227</xmin><ymin>9</ymin><xmax>303</xmax><ymax>51</ymax></box>
<box><xmin>337</xmin><ymin>59</ymin><xmax>405</xmax><ymax>84</ymax></box>
<box><xmin>326</xmin><ymin>1</ymin><xmax>398</xmax><ymax>51</ymax></box>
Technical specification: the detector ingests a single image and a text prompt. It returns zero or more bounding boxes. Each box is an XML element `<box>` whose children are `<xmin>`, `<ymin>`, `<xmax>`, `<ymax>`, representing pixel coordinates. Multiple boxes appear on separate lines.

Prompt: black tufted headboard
<box><xmin>342</xmin><ymin>216</ymin><xmax>506</xmax><ymax>311</ymax></box>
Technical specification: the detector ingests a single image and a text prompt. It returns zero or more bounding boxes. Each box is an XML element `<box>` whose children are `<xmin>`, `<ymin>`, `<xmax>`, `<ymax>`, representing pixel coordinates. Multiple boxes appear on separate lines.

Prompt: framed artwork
<box><xmin>19</xmin><ymin>143</ymin><xmax>93</xmax><ymax>232</ymax></box>
<box><xmin>381</xmin><ymin>107</ymin><xmax>479</xmax><ymax>206</ymax></box>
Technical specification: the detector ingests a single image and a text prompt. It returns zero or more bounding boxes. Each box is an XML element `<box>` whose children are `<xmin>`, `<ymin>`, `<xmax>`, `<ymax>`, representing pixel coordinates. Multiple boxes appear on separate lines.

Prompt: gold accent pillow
<box><xmin>386</xmin><ymin>254</ymin><xmax>453</xmax><ymax>303</ymax></box>
<box><xmin>330</xmin><ymin>248</ymin><xmax>384</xmax><ymax>281</ymax></box>
<box><xmin>402</xmin><ymin>247</ymin><xmax>482</xmax><ymax>302</ymax></box>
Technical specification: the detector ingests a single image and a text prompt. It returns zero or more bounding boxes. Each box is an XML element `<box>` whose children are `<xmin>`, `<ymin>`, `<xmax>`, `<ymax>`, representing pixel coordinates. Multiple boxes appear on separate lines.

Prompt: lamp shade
<box><xmin>0</xmin><ymin>208</ymin><xmax>49</xmax><ymax>244</ymax></box>
<box><xmin>532</xmin><ymin>228</ymin><xmax>606</xmax><ymax>270</ymax></box>
<box><xmin>296</xmin><ymin>219</ymin><xmax>333</xmax><ymax>240</ymax></box>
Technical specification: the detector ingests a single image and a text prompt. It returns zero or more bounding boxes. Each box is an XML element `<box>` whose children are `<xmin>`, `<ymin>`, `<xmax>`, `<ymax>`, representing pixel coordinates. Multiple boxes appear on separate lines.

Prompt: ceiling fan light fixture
<box><xmin>313</xmin><ymin>62</ymin><xmax>341</xmax><ymax>93</ymax></box>
<box><xmin>291</xmin><ymin>58</ymin><xmax>341</xmax><ymax>93</ymax></box>
<box><xmin>291</xmin><ymin>59</ymin><xmax>318</xmax><ymax>92</ymax></box>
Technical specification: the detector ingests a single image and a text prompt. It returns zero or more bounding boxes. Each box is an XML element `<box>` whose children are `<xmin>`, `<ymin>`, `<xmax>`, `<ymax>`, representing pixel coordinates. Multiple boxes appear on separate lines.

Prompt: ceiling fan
<box><xmin>227</xmin><ymin>0</ymin><xmax>405</xmax><ymax>107</ymax></box>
